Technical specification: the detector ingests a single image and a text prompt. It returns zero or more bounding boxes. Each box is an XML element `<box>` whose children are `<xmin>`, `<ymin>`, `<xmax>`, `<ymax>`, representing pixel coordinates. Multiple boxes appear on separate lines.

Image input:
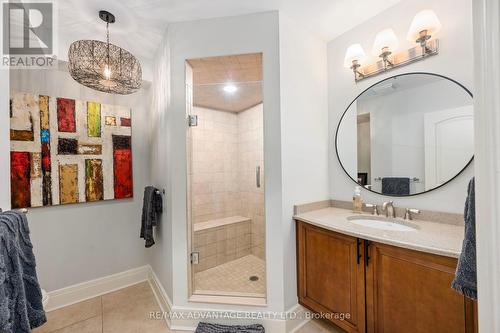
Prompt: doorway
<box><xmin>185</xmin><ymin>53</ymin><xmax>266</xmax><ymax>301</ymax></box>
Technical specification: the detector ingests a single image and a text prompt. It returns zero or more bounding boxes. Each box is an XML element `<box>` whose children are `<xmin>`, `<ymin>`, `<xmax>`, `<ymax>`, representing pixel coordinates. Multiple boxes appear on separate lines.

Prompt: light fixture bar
<box><xmin>354</xmin><ymin>39</ymin><xmax>439</xmax><ymax>83</ymax></box>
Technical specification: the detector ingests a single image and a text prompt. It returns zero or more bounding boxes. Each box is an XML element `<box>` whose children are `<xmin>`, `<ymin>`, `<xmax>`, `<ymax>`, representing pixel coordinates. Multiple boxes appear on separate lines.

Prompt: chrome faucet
<box><xmin>382</xmin><ymin>201</ymin><xmax>396</xmax><ymax>218</ymax></box>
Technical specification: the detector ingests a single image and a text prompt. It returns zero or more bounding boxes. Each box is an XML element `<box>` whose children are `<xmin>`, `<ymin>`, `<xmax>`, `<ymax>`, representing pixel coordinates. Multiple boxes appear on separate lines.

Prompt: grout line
<box><xmin>43</xmin><ymin>313</ymin><xmax>101</xmax><ymax>333</ymax></box>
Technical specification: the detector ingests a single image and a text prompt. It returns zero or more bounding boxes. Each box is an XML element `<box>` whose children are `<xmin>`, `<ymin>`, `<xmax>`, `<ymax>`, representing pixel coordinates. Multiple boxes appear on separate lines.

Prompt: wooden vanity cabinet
<box><xmin>365</xmin><ymin>242</ymin><xmax>476</xmax><ymax>333</ymax></box>
<box><xmin>296</xmin><ymin>221</ymin><xmax>366</xmax><ymax>332</ymax></box>
<box><xmin>296</xmin><ymin>221</ymin><xmax>477</xmax><ymax>333</ymax></box>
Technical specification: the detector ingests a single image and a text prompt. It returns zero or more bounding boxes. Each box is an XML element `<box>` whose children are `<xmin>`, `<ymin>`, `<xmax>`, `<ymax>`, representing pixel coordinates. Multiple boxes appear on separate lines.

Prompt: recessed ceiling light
<box><xmin>223</xmin><ymin>84</ymin><xmax>238</xmax><ymax>93</ymax></box>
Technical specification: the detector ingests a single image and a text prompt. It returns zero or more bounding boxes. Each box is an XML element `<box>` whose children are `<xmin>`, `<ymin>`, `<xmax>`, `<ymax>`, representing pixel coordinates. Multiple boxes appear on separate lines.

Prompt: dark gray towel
<box><xmin>381</xmin><ymin>177</ymin><xmax>410</xmax><ymax>195</ymax></box>
<box><xmin>452</xmin><ymin>178</ymin><xmax>477</xmax><ymax>299</ymax></box>
<box><xmin>0</xmin><ymin>211</ymin><xmax>46</xmax><ymax>333</ymax></box>
<box><xmin>140</xmin><ymin>186</ymin><xmax>163</xmax><ymax>248</ymax></box>
<box><xmin>195</xmin><ymin>323</ymin><xmax>265</xmax><ymax>333</ymax></box>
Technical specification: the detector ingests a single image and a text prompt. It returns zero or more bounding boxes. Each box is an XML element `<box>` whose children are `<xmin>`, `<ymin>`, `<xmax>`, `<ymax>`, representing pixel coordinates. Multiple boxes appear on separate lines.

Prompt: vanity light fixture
<box><xmin>223</xmin><ymin>84</ymin><xmax>238</xmax><ymax>93</ymax></box>
<box><xmin>68</xmin><ymin>11</ymin><xmax>142</xmax><ymax>95</ymax></box>
<box><xmin>407</xmin><ymin>10</ymin><xmax>442</xmax><ymax>55</ymax></box>
<box><xmin>372</xmin><ymin>29</ymin><xmax>399</xmax><ymax>70</ymax></box>
<box><xmin>345</xmin><ymin>10</ymin><xmax>441</xmax><ymax>83</ymax></box>
<box><xmin>344</xmin><ymin>44</ymin><xmax>366</xmax><ymax>81</ymax></box>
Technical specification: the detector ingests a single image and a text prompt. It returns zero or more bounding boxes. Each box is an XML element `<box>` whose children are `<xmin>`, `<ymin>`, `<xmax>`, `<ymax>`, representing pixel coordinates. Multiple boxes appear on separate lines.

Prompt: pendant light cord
<box><xmin>106</xmin><ymin>22</ymin><xmax>110</xmax><ymax>70</ymax></box>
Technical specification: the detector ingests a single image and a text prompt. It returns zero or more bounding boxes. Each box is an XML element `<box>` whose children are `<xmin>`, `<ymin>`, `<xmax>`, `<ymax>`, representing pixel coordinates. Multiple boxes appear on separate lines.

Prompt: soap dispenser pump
<box><xmin>353</xmin><ymin>186</ymin><xmax>363</xmax><ymax>213</ymax></box>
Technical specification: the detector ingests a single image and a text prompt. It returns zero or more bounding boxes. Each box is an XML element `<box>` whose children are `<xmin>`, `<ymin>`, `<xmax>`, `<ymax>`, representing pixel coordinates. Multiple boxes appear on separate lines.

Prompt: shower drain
<box><xmin>249</xmin><ymin>275</ymin><xmax>259</xmax><ymax>282</ymax></box>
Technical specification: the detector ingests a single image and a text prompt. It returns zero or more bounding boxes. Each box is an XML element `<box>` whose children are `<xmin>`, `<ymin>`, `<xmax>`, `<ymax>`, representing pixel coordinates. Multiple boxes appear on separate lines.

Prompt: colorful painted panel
<box><xmin>9</xmin><ymin>91</ymin><xmax>133</xmax><ymax>208</ymax></box>
<box><xmin>39</xmin><ymin>95</ymin><xmax>50</xmax><ymax>129</ymax></box>
<box><xmin>105</xmin><ymin>116</ymin><xmax>116</xmax><ymax>126</ymax></box>
<box><xmin>113</xmin><ymin>135</ymin><xmax>133</xmax><ymax>199</ymax></box>
<box><xmin>58</xmin><ymin>138</ymin><xmax>78</xmax><ymax>155</ymax></box>
<box><xmin>85</xmin><ymin>159</ymin><xmax>104</xmax><ymax>202</ymax></box>
<box><xmin>10</xmin><ymin>152</ymin><xmax>31</xmax><ymax>208</ymax></box>
<box><xmin>59</xmin><ymin>164</ymin><xmax>79</xmax><ymax>204</ymax></box>
<box><xmin>120</xmin><ymin>117</ymin><xmax>131</xmax><ymax>127</ymax></box>
<box><xmin>87</xmin><ymin>102</ymin><xmax>101</xmax><ymax>137</ymax></box>
<box><xmin>10</xmin><ymin>129</ymin><xmax>34</xmax><ymax>141</ymax></box>
<box><xmin>78</xmin><ymin>144</ymin><xmax>102</xmax><ymax>155</ymax></box>
<box><xmin>57</xmin><ymin>98</ymin><xmax>76</xmax><ymax>132</ymax></box>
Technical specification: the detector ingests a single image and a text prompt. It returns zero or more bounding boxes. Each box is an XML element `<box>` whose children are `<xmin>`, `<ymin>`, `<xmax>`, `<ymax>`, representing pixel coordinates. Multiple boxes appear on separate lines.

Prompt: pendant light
<box><xmin>68</xmin><ymin>11</ymin><xmax>142</xmax><ymax>95</ymax></box>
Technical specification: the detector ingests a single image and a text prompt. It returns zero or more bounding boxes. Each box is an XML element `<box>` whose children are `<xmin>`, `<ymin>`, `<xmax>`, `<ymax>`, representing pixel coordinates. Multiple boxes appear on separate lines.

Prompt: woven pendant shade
<box><xmin>67</xmin><ymin>11</ymin><xmax>142</xmax><ymax>95</ymax></box>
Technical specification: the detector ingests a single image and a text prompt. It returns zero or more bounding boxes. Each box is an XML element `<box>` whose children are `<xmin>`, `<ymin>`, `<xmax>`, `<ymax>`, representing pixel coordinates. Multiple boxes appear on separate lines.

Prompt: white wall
<box><xmin>149</xmin><ymin>11</ymin><xmax>329</xmax><ymax>321</ymax></box>
<box><xmin>328</xmin><ymin>0</ymin><xmax>474</xmax><ymax>213</ymax></box>
<box><xmin>0</xmin><ymin>11</ymin><xmax>8</xmax><ymax>211</ymax></box>
<box><xmin>8</xmin><ymin>64</ymin><xmax>151</xmax><ymax>291</ymax></box>
<box><xmin>148</xmin><ymin>30</ymin><xmax>174</xmax><ymax>299</ymax></box>
<box><xmin>337</xmin><ymin>102</ymin><xmax>358</xmax><ymax>181</ymax></box>
<box><xmin>279</xmin><ymin>14</ymin><xmax>329</xmax><ymax>309</ymax></box>
<box><xmin>150</xmin><ymin>12</ymin><xmax>286</xmax><ymax>314</ymax></box>
<box><xmin>472</xmin><ymin>0</ymin><xmax>500</xmax><ymax>330</ymax></box>
<box><xmin>0</xmin><ymin>68</ymin><xmax>9</xmax><ymax>210</ymax></box>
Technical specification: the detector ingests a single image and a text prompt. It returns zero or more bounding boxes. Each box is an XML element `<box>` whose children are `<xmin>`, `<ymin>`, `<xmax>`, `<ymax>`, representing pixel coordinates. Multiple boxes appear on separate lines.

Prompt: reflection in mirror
<box><xmin>336</xmin><ymin>73</ymin><xmax>473</xmax><ymax>196</ymax></box>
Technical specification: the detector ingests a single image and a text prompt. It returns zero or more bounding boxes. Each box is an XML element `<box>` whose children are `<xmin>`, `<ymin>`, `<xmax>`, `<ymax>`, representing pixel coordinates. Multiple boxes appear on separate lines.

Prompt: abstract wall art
<box><xmin>9</xmin><ymin>92</ymin><xmax>133</xmax><ymax>209</ymax></box>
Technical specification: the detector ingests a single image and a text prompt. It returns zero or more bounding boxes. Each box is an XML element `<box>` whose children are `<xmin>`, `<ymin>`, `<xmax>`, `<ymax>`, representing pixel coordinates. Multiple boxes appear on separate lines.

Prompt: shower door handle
<box><xmin>256</xmin><ymin>166</ymin><xmax>261</xmax><ymax>188</ymax></box>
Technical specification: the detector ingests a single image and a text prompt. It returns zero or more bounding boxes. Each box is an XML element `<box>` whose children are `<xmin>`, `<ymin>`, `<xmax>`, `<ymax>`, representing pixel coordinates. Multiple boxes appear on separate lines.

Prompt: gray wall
<box><xmin>9</xmin><ymin>63</ymin><xmax>152</xmax><ymax>291</ymax></box>
<box><xmin>328</xmin><ymin>0</ymin><xmax>474</xmax><ymax>213</ymax></box>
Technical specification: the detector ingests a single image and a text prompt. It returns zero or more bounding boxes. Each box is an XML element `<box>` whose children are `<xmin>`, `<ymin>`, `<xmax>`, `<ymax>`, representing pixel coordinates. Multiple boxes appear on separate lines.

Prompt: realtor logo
<box><xmin>2</xmin><ymin>1</ymin><xmax>55</xmax><ymax>68</ymax></box>
<box><xmin>3</xmin><ymin>2</ymin><xmax>53</xmax><ymax>54</ymax></box>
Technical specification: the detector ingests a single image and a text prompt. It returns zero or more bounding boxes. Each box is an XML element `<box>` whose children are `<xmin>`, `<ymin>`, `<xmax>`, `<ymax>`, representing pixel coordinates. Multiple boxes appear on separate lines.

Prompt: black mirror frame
<box><xmin>334</xmin><ymin>72</ymin><xmax>474</xmax><ymax>197</ymax></box>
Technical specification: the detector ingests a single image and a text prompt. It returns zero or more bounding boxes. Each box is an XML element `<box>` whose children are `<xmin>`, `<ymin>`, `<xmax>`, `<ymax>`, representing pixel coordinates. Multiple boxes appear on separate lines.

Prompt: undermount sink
<box><xmin>348</xmin><ymin>216</ymin><xmax>418</xmax><ymax>232</ymax></box>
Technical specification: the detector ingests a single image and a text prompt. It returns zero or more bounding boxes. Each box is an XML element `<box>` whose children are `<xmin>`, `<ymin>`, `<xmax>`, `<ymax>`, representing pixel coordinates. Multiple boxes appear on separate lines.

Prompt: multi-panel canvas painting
<box><xmin>10</xmin><ymin>92</ymin><xmax>133</xmax><ymax>209</ymax></box>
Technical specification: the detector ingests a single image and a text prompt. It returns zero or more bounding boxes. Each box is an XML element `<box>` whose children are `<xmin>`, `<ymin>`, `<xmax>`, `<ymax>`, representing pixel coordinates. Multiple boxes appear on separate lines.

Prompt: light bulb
<box><xmin>407</xmin><ymin>10</ymin><xmax>442</xmax><ymax>42</ymax></box>
<box><xmin>372</xmin><ymin>29</ymin><xmax>399</xmax><ymax>56</ymax></box>
<box><xmin>223</xmin><ymin>84</ymin><xmax>237</xmax><ymax>93</ymax></box>
<box><xmin>103</xmin><ymin>65</ymin><xmax>112</xmax><ymax>80</ymax></box>
<box><xmin>344</xmin><ymin>44</ymin><xmax>366</xmax><ymax>68</ymax></box>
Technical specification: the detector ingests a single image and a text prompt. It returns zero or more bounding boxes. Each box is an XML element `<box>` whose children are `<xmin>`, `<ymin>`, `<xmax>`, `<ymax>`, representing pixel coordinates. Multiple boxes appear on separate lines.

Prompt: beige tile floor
<box><xmin>194</xmin><ymin>254</ymin><xmax>266</xmax><ymax>297</ymax></box>
<box><xmin>33</xmin><ymin>282</ymin><xmax>177</xmax><ymax>333</ymax></box>
<box><xmin>34</xmin><ymin>281</ymin><xmax>343</xmax><ymax>333</ymax></box>
<box><xmin>297</xmin><ymin>319</ymin><xmax>345</xmax><ymax>333</ymax></box>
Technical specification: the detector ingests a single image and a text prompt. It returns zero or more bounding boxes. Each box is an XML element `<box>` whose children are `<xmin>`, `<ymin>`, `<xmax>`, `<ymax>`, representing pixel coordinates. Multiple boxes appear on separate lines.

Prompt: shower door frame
<box><xmin>184</xmin><ymin>54</ymin><xmax>267</xmax><ymax>306</ymax></box>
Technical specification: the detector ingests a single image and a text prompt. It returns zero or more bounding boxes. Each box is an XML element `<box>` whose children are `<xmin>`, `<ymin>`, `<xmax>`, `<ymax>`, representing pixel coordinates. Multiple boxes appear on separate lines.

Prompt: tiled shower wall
<box><xmin>191</xmin><ymin>107</ymin><xmax>240</xmax><ymax>223</ymax></box>
<box><xmin>190</xmin><ymin>104</ymin><xmax>264</xmax><ymax>271</ymax></box>
<box><xmin>238</xmin><ymin>104</ymin><xmax>265</xmax><ymax>259</ymax></box>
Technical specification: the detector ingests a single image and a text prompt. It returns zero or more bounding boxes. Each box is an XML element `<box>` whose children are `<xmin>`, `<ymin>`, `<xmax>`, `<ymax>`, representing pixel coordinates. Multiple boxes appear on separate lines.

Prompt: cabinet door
<box><xmin>365</xmin><ymin>242</ymin><xmax>476</xmax><ymax>333</ymax></box>
<box><xmin>297</xmin><ymin>221</ymin><xmax>366</xmax><ymax>333</ymax></box>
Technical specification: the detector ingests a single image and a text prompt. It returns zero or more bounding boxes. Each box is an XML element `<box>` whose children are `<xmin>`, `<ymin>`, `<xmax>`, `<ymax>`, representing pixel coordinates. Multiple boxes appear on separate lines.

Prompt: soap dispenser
<box><xmin>353</xmin><ymin>186</ymin><xmax>363</xmax><ymax>213</ymax></box>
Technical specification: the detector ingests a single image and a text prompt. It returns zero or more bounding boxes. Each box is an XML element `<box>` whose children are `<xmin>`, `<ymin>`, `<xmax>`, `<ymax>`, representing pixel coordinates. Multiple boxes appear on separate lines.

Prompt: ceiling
<box><xmin>188</xmin><ymin>54</ymin><xmax>263</xmax><ymax>112</ymax></box>
<box><xmin>57</xmin><ymin>0</ymin><xmax>402</xmax><ymax>79</ymax></box>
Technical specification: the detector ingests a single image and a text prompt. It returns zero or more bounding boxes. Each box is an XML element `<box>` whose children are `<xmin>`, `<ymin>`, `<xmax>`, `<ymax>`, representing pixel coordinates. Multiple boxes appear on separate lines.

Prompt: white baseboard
<box><xmin>45</xmin><ymin>265</ymin><xmax>310</xmax><ymax>333</ymax></box>
<box><xmin>147</xmin><ymin>267</ymin><xmax>174</xmax><ymax>329</ymax></box>
<box><xmin>45</xmin><ymin>265</ymin><xmax>150</xmax><ymax>312</ymax></box>
<box><xmin>148</xmin><ymin>269</ymin><xmax>310</xmax><ymax>332</ymax></box>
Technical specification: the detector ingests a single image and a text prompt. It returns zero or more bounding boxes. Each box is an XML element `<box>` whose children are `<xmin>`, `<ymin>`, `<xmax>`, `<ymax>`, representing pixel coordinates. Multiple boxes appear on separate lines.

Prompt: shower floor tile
<box><xmin>194</xmin><ymin>254</ymin><xmax>266</xmax><ymax>297</ymax></box>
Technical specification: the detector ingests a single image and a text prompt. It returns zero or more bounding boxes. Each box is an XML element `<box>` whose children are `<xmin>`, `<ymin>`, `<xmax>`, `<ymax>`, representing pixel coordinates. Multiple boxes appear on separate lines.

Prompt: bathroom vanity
<box><xmin>295</xmin><ymin>205</ymin><xmax>477</xmax><ymax>333</ymax></box>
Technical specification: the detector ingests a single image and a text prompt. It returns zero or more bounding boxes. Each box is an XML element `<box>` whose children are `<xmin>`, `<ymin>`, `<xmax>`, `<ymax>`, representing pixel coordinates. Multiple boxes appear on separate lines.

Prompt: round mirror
<box><xmin>335</xmin><ymin>73</ymin><xmax>474</xmax><ymax>196</ymax></box>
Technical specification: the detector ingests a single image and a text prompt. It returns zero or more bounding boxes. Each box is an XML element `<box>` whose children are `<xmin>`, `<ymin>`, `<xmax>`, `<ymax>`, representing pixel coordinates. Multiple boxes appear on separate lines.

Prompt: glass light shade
<box><xmin>344</xmin><ymin>44</ymin><xmax>366</xmax><ymax>68</ymax></box>
<box><xmin>407</xmin><ymin>10</ymin><xmax>442</xmax><ymax>41</ymax></box>
<box><xmin>372</xmin><ymin>29</ymin><xmax>399</xmax><ymax>56</ymax></box>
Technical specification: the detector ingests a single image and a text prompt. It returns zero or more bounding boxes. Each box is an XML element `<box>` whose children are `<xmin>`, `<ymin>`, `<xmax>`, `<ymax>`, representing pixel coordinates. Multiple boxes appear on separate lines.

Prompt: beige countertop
<box><xmin>294</xmin><ymin>207</ymin><xmax>465</xmax><ymax>258</ymax></box>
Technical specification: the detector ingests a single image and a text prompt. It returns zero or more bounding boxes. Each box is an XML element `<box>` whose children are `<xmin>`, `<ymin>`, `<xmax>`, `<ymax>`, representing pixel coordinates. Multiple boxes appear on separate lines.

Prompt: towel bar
<box><xmin>374</xmin><ymin>177</ymin><xmax>421</xmax><ymax>183</ymax></box>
